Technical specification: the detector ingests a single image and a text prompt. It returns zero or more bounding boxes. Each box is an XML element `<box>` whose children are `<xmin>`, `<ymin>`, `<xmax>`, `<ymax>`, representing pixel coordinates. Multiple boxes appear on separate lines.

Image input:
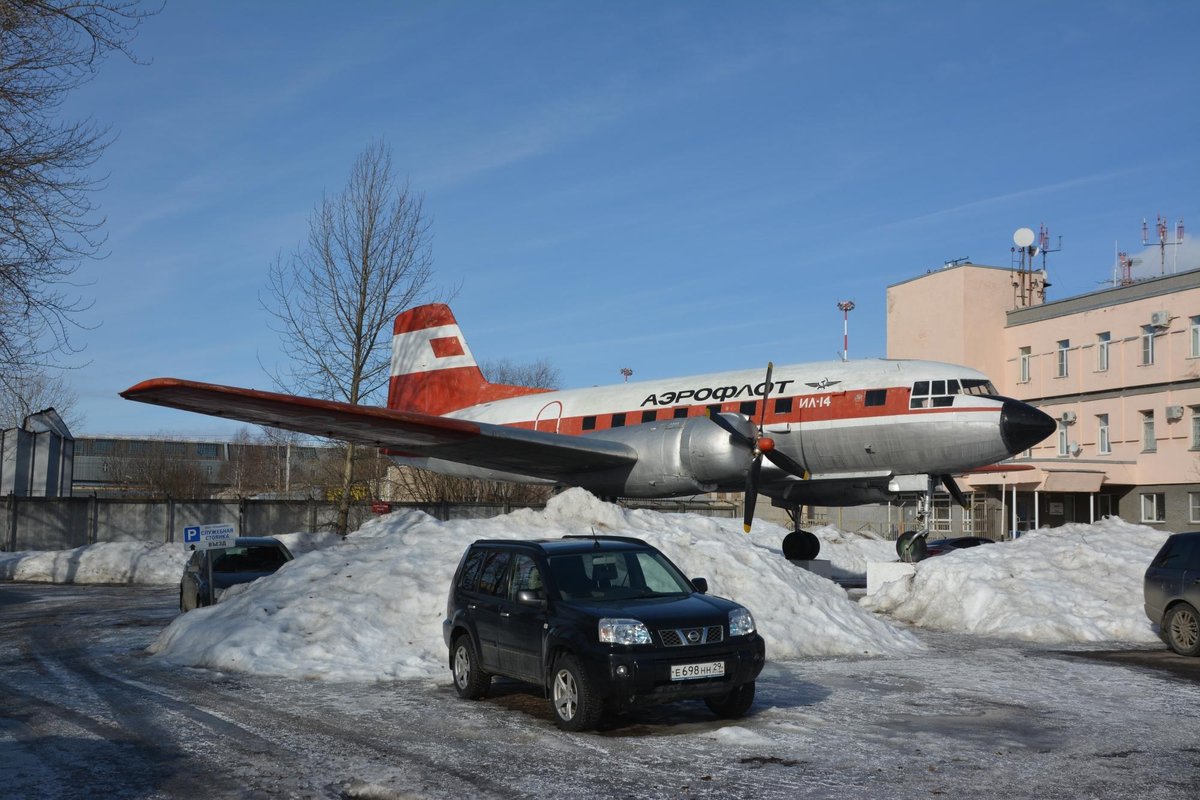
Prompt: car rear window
<box><xmin>1153</xmin><ymin>536</ymin><xmax>1200</xmax><ymax>569</ymax></box>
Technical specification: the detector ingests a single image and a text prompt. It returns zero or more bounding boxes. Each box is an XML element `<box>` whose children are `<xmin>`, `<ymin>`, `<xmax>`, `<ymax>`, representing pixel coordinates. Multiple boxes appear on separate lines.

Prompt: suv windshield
<box><xmin>548</xmin><ymin>549</ymin><xmax>693</xmax><ymax>601</ymax></box>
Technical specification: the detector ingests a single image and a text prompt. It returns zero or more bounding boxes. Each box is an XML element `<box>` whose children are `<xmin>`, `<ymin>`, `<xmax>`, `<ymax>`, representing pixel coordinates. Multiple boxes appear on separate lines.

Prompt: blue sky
<box><xmin>58</xmin><ymin>0</ymin><xmax>1200</xmax><ymax>436</ymax></box>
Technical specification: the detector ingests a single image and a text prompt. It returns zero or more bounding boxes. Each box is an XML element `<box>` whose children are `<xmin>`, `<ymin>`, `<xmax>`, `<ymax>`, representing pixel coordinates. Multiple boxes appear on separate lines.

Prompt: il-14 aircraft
<box><xmin>122</xmin><ymin>303</ymin><xmax>1055</xmax><ymax>561</ymax></box>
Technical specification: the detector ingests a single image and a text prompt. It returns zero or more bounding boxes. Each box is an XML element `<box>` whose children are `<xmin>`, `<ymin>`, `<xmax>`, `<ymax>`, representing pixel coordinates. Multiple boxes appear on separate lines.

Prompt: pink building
<box><xmin>888</xmin><ymin>262</ymin><xmax>1200</xmax><ymax>534</ymax></box>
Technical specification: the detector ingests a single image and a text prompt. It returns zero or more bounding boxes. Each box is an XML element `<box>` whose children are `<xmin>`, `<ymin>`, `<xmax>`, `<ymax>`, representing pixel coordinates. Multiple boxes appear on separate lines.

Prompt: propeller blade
<box><xmin>940</xmin><ymin>473</ymin><xmax>968</xmax><ymax>507</ymax></box>
<box><xmin>706</xmin><ymin>409</ymin><xmax>755</xmax><ymax>448</ymax></box>
<box><xmin>743</xmin><ymin>456</ymin><xmax>762</xmax><ymax>532</ymax></box>
<box><xmin>764</xmin><ymin>448</ymin><xmax>810</xmax><ymax>480</ymax></box>
<box><xmin>757</xmin><ymin>361</ymin><xmax>774</xmax><ymax>433</ymax></box>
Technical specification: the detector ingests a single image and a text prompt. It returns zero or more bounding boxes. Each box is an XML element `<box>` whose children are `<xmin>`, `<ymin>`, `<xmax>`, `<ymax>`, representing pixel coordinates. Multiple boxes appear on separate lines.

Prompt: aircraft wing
<box><xmin>120</xmin><ymin>378</ymin><xmax>638</xmax><ymax>478</ymax></box>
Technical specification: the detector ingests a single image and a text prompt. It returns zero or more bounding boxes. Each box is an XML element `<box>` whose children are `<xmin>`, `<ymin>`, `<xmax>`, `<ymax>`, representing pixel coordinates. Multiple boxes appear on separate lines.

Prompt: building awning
<box><xmin>1041</xmin><ymin>470</ymin><xmax>1105</xmax><ymax>493</ymax></box>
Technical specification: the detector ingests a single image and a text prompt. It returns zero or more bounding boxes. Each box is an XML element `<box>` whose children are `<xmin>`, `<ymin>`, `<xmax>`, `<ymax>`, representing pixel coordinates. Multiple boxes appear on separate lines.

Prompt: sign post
<box><xmin>182</xmin><ymin>523</ymin><xmax>238</xmax><ymax>606</ymax></box>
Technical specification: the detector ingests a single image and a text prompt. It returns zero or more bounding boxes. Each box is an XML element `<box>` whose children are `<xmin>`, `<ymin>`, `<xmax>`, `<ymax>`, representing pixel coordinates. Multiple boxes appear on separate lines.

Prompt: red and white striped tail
<box><xmin>387</xmin><ymin>304</ymin><xmax>547</xmax><ymax>415</ymax></box>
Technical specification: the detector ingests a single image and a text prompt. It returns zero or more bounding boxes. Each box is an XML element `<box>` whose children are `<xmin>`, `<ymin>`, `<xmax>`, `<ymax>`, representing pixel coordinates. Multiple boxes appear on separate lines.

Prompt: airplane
<box><xmin>122</xmin><ymin>303</ymin><xmax>1056</xmax><ymax>561</ymax></box>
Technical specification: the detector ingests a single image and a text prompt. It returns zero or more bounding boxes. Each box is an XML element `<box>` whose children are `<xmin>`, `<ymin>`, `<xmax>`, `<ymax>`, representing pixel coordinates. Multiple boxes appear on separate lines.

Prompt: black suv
<box><xmin>442</xmin><ymin>535</ymin><xmax>766</xmax><ymax>730</ymax></box>
<box><xmin>1144</xmin><ymin>531</ymin><xmax>1200</xmax><ymax>656</ymax></box>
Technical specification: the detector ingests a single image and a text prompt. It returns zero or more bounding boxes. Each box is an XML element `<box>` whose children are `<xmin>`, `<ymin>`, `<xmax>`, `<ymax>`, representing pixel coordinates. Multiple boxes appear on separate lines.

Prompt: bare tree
<box><xmin>0</xmin><ymin>364</ymin><xmax>82</xmax><ymax>430</ymax></box>
<box><xmin>0</xmin><ymin>0</ymin><xmax>157</xmax><ymax>373</ymax></box>
<box><xmin>481</xmin><ymin>357</ymin><xmax>561</xmax><ymax>389</ymax></box>
<box><xmin>263</xmin><ymin>141</ymin><xmax>435</xmax><ymax>534</ymax></box>
<box><xmin>107</xmin><ymin>438</ymin><xmax>212</xmax><ymax>498</ymax></box>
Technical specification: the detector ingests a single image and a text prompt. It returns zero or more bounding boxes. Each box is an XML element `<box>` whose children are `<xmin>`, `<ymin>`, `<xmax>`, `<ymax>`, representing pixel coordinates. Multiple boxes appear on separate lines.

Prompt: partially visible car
<box><xmin>443</xmin><ymin>535</ymin><xmax>766</xmax><ymax>731</ymax></box>
<box><xmin>925</xmin><ymin>536</ymin><xmax>996</xmax><ymax>557</ymax></box>
<box><xmin>179</xmin><ymin>536</ymin><xmax>294</xmax><ymax>612</ymax></box>
<box><xmin>1144</xmin><ymin>531</ymin><xmax>1200</xmax><ymax>656</ymax></box>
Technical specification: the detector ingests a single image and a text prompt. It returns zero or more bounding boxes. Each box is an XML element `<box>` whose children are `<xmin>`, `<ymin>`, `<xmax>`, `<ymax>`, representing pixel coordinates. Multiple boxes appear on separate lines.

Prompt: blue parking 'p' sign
<box><xmin>183</xmin><ymin>526</ymin><xmax>201</xmax><ymax>544</ymax></box>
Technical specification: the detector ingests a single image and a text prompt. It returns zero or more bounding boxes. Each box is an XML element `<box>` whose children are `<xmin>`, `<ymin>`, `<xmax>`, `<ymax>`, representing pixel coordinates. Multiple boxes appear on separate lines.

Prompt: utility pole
<box><xmin>837</xmin><ymin>301</ymin><xmax>855</xmax><ymax>361</ymax></box>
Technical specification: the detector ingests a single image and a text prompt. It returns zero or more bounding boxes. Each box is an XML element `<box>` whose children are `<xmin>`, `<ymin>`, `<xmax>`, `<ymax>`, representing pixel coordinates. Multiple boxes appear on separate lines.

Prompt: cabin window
<box><xmin>864</xmin><ymin>389</ymin><xmax>886</xmax><ymax>407</ymax></box>
<box><xmin>672</xmin><ymin>407</ymin><xmax>689</xmax><ymax>419</ymax></box>
<box><xmin>739</xmin><ymin>401</ymin><xmax>757</xmax><ymax>417</ymax></box>
<box><xmin>774</xmin><ymin>397</ymin><xmax>793</xmax><ymax>414</ymax></box>
<box><xmin>960</xmin><ymin>379</ymin><xmax>997</xmax><ymax>396</ymax></box>
<box><xmin>913</xmin><ymin>380</ymin><xmax>929</xmax><ymax>396</ymax></box>
<box><xmin>932</xmin><ymin>395</ymin><xmax>953</xmax><ymax>407</ymax></box>
<box><xmin>582</xmin><ymin>416</ymin><xmax>596</xmax><ymax>431</ymax></box>
<box><xmin>641</xmin><ymin>410</ymin><xmax>658</xmax><ymax>424</ymax></box>
<box><xmin>611</xmin><ymin>413</ymin><xmax>626</xmax><ymax>428</ymax></box>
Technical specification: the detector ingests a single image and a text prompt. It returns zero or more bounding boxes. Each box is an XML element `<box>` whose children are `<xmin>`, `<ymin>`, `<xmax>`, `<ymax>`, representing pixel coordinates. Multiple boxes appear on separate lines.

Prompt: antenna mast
<box><xmin>1141</xmin><ymin>214</ymin><xmax>1185</xmax><ymax>275</ymax></box>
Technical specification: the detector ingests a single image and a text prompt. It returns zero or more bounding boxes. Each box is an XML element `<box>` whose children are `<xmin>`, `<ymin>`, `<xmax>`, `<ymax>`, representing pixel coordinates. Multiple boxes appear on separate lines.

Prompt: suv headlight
<box><xmin>729</xmin><ymin>607</ymin><xmax>756</xmax><ymax>637</ymax></box>
<box><xmin>599</xmin><ymin>618</ymin><xmax>652</xmax><ymax>645</ymax></box>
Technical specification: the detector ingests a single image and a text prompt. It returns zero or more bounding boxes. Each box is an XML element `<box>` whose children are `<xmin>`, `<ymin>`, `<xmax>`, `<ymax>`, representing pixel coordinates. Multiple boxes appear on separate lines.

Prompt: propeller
<box><xmin>940</xmin><ymin>473</ymin><xmax>968</xmax><ymax>508</ymax></box>
<box><xmin>706</xmin><ymin>362</ymin><xmax>809</xmax><ymax>532</ymax></box>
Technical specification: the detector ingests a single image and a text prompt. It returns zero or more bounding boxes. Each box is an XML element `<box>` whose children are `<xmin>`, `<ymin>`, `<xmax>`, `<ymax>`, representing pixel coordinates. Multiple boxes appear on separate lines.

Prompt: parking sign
<box><xmin>181</xmin><ymin>523</ymin><xmax>238</xmax><ymax>551</ymax></box>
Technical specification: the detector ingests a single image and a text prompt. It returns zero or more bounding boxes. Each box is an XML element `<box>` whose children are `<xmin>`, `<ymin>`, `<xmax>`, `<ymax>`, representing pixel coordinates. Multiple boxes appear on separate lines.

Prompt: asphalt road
<box><xmin>2</xmin><ymin>583</ymin><xmax>1199</xmax><ymax>800</ymax></box>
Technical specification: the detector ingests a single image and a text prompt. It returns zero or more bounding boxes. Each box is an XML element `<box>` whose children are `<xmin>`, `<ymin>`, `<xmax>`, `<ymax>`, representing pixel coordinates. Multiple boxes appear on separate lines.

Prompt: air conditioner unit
<box><xmin>1151</xmin><ymin>310</ymin><xmax>1170</xmax><ymax>328</ymax></box>
<box><xmin>1060</xmin><ymin>411</ymin><xmax>1077</xmax><ymax>424</ymax></box>
<box><xmin>1166</xmin><ymin>405</ymin><xmax>1185</xmax><ymax>421</ymax></box>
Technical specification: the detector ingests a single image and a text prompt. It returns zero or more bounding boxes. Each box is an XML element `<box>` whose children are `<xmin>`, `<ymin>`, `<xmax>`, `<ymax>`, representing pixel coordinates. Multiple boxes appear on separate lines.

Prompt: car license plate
<box><xmin>670</xmin><ymin>661</ymin><xmax>725</xmax><ymax>681</ymax></box>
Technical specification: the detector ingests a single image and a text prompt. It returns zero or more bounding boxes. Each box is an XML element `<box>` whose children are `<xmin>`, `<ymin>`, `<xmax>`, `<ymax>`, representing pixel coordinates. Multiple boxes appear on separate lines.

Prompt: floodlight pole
<box><xmin>837</xmin><ymin>301</ymin><xmax>855</xmax><ymax>361</ymax></box>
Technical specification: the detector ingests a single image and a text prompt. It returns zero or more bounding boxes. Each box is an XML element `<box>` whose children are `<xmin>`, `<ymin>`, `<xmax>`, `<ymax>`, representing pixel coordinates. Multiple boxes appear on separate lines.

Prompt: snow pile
<box><xmin>809</xmin><ymin>524</ymin><xmax>897</xmax><ymax>579</ymax></box>
<box><xmin>861</xmin><ymin>517</ymin><xmax>1169</xmax><ymax>643</ymax></box>
<box><xmin>0</xmin><ymin>541</ymin><xmax>190</xmax><ymax>585</ymax></box>
<box><xmin>0</xmin><ymin>530</ymin><xmax>341</xmax><ymax>585</ymax></box>
<box><xmin>147</xmin><ymin>490</ymin><xmax>923</xmax><ymax>681</ymax></box>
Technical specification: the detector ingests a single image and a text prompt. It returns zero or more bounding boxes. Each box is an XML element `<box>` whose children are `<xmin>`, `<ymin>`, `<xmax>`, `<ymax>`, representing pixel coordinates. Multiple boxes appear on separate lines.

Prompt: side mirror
<box><xmin>691</xmin><ymin>577</ymin><xmax>708</xmax><ymax>594</ymax></box>
<box><xmin>516</xmin><ymin>589</ymin><xmax>548</xmax><ymax>609</ymax></box>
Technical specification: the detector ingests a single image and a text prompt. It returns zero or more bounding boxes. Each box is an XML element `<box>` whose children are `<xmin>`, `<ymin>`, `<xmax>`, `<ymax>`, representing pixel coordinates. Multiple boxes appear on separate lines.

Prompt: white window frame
<box><xmin>931</xmin><ymin>494</ymin><xmax>952</xmax><ymax>533</ymax></box>
<box><xmin>1057</xmin><ymin>423</ymin><xmax>1069</xmax><ymax>457</ymax></box>
<box><xmin>1142</xmin><ymin>410</ymin><xmax>1156</xmax><ymax>452</ymax></box>
<box><xmin>1097</xmin><ymin>414</ymin><xmax>1110</xmax><ymax>455</ymax></box>
<box><xmin>1191</xmin><ymin>316</ymin><xmax>1200</xmax><ymax>358</ymax></box>
<box><xmin>1192</xmin><ymin>406</ymin><xmax>1200</xmax><ymax>450</ymax></box>
<box><xmin>1141</xmin><ymin>492</ymin><xmax>1165</xmax><ymax>523</ymax></box>
<box><xmin>1141</xmin><ymin>326</ymin><xmax>1155</xmax><ymax>365</ymax></box>
<box><xmin>1097</xmin><ymin>332</ymin><xmax>1110</xmax><ymax>372</ymax></box>
<box><xmin>1019</xmin><ymin>346</ymin><xmax>1031</xmax><ymax>383</ymax></box>
<box><xmin>1190</xmin><ymin>492</ymin><xmax>1200</xmax><ymax>524</ymax></box>
<box><xmin>1056</xmin><ymin>340</ymin><xmax>1069</xmax><ymax>378</ymax></box>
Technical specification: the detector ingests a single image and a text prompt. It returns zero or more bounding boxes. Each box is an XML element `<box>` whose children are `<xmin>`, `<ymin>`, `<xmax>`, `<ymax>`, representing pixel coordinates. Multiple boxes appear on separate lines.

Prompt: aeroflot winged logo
<box><xmin>805</xmin><ymin>378</ymin><xmax>841</xmax><ymax>390</ymax></box>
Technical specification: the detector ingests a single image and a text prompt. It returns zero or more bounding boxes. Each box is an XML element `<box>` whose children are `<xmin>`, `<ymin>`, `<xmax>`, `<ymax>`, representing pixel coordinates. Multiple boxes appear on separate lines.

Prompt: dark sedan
<box><xmin>1144</xmin><ymin>531</ymin><xmax>1200</xmax><ymax>656</ymax></box>
<box><xmin>180</xmin><ymin>536</ymin><xmax>293</xmax><ymax>612</ymax></box>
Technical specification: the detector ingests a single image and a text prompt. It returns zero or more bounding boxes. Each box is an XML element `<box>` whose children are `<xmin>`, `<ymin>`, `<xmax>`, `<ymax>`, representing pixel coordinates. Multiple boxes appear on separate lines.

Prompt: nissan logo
<box><xmin>687</xmin><ymin>629</ymin><xmax>701</xmax><ymax>643</ymax></box>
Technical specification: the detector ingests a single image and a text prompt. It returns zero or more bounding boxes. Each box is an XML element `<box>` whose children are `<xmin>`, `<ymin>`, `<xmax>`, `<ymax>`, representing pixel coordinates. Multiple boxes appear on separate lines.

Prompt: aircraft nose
<box><xmin>1000</xmin><ymin>399</ymin><xmax>1057</xmax><ymax>454</ymax></box>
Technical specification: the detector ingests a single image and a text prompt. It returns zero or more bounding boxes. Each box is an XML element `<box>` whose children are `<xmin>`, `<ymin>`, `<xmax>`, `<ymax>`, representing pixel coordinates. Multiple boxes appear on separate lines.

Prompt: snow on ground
<box><xmin>861</xmin><ymin>517</ymin><xmax>1169</xmax><ymax>643</ymax></box>
<box><xmin>0</xmin><ymin>491</ymin><xmax>1173</xmax><ymax>682</ymax></box>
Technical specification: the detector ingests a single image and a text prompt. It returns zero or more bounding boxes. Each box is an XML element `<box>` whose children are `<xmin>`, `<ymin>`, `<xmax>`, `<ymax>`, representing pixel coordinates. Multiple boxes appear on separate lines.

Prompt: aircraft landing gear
<box><xmin>896</xmin><ymin>475</ymin><xmax>938</xmax><ymax>563</ymax></box>
<box><xmin>896</xmin><ymin>530</ymin><xmax>928</xmax><ymax>562</ymax></box>
<box><xmin>781</xmin><ymin>507</ymin><xmax>821</xmax><ymax>561</ymax></box>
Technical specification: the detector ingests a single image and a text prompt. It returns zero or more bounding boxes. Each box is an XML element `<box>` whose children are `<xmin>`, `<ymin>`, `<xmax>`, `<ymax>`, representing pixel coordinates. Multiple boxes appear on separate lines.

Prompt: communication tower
<box><xmin>1141</xmin><ymin>214</ymin><xmax>1185</xmax><ymax>275</ymax></box>
<box><xmin>1009</xmin><ymin>226</ymin><xmax>1053</xmax><ymax>307</ymax></box>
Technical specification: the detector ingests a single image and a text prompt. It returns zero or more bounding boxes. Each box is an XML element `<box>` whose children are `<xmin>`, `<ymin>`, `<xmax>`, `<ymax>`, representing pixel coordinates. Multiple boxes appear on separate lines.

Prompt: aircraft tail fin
<box><xmin>387</xmin><ymin>304</ymin><xmax>549</xmax><ymax>415</ymax></box>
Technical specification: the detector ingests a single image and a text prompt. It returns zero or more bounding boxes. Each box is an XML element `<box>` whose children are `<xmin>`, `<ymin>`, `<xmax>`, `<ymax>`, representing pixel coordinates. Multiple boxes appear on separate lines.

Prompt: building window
<box><xmin>1097</xmin><ymin>332</ymin><xmax>1110</xmax><ymax>372</ymax></box>
<box><xmin>931</xmin><ymin>495</ymin><xmax>951</xmax><ymax>533</ymax></box>
<box><xmin>1192</xmin><ymin>316</ymin><xmax>1200</xmax><ymax>358</ymax></box>
<box><xmin>1142</xmin><ymin>410</ymin><xmax>1156</xmax><ymax>452</ymax></box>
<box><xmin>1018</xmin><ymin>347</ymin><xmax>1031</xmax><ymax>383</ymax></box>
<box><xmin>1057</xmin><ymin>423</ymin><xmax>1069</xmax><ymax>457</ymax></box>
<box><xmin>1141</xmin><ymin>492</ymin><xmax>1166</xmax><ymax>523</ymax></box>
<box><xmin>1097</xmin><ymin>414</ymin><xmax>1110</xmax><ymax>455</ymax></box>
<box><xmin>1056</xmin><ymin>340</ymin><xmax>1069</xmax><ymax>377</ymax></box>
<box><xmin>1191</xmin><ymin>492</ymin><xmax>1200</xmax><ymax>524</ymax></box>
<box><xmin>1192</xmin><ymin>407</ymin><xmax>1200</xmax><ymax>449</ymax></box>
<box><xmin>1141</xmin><ymin>326</ymin><xmax>1155</xmax><ymax>365</ymax></box>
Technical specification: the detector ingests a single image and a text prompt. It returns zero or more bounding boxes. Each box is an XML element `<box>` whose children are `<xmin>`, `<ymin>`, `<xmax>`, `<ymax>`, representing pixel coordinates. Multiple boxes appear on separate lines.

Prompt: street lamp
<box><xmin>837</xmin><ymin>300</ymin><xmax>855</xmax><ymax>361</ymax></box>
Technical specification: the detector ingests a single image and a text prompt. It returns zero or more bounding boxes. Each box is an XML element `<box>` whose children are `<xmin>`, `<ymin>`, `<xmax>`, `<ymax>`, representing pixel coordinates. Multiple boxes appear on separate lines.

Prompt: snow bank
<box><xmin>0</xmin><ymin>541</ymin><xmax>190</xmax><ymax>585</ymax></box>
<box><xmin>147</xmin><ymin>490</ymin><xmax>923</xmax><ymax>681</ymax></box>
<box><xmin>861</xmin><ymin>517</ymin><xmax>1169</xmax><ymax>643</ymax></box>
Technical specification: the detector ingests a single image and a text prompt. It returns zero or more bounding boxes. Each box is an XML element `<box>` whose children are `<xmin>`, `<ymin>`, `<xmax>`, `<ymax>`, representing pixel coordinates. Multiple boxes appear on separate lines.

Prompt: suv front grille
<box><xmin>659</xmin><ymin>625</ymin><xmax>724</xmax><ymax>647</ymax></box>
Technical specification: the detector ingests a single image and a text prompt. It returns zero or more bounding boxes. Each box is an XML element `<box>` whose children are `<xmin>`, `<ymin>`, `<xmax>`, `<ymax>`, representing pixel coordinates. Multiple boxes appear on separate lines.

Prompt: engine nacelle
<box><xmin>583</xmin><ymin>414</ymin><xmax>753</xmax><ymax>497</ymax></box>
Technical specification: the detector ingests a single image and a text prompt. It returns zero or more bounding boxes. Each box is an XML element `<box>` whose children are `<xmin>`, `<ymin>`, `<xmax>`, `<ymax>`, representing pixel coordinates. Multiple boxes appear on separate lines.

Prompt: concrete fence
<box><xmin>2</xmin><ymin>495</ymin><xmax>740</xmax><ymax>552</ymax></box>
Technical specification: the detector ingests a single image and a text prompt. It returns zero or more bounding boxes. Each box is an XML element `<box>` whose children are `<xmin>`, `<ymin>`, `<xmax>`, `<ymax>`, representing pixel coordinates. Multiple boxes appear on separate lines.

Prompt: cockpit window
<box><xmin>910</xmin><ymin>377</ymin><xmax>998</xmax><ymax>408</ymax></box>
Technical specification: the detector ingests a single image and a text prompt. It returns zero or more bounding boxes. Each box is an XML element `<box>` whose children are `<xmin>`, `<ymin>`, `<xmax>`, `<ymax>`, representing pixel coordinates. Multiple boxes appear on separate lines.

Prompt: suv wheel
<box><xmin>1165</xmin><ymin>603</ymin><xmax>1200</xmax><ymax>657</ymax></box>
<box><xmin>452</xmin><ymin>635</ymin><xmax>490</xmax><ymax>699</ymax></box>
<box><xmin>704</xmin><ymin>680</ymin><xmax>755</xmax><ymax>719</ymax></box>
<box><xmin>551</xmin><ymin>654</ymin><xmax>603</xmax><ymax>731</ymax></box>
